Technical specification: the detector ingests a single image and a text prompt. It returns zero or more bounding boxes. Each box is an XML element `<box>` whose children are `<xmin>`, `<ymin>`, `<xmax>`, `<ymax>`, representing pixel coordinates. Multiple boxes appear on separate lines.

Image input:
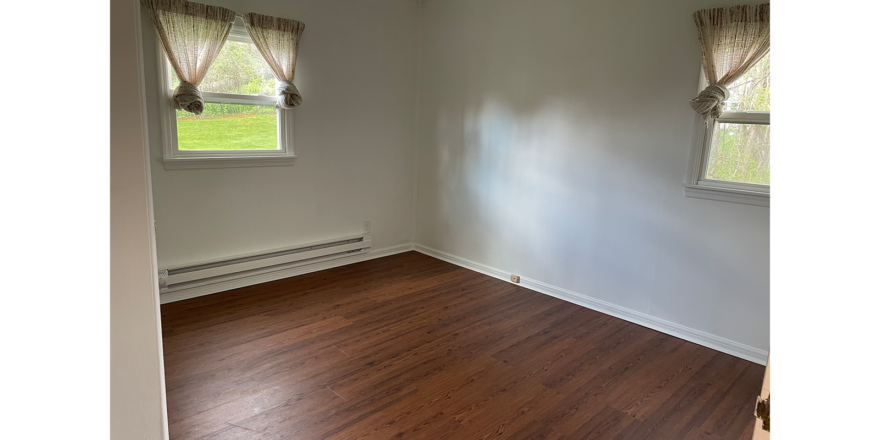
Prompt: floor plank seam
<box><xmin>334</xmin><ymin>344</ymin><xmax>351</xmax><ymax>357</ymax></box>
<box><xmin>327</xmin><ymin>385</ymin><xmax>348</xmax><ymax>401</ymax></box>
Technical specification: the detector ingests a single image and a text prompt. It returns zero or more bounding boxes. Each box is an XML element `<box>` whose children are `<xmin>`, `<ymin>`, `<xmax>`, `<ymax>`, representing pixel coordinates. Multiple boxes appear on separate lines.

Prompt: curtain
<box><xmin>243</xmin><ymin>13</ymin><xmax>306</xmax><ymax>109</ymax></box>
<box><xmin>690</xmin><ymin>4</ymin><xmax>770</xmax><ymax>119</ymax></box>
<box><xmin>141</xmin><ymin>0</ymin><xmax>235</xmax><ymax>115</ymax></box>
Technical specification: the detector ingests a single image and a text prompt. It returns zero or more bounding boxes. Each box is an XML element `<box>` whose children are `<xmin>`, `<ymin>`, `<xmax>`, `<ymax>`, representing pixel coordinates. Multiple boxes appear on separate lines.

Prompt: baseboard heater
<box><xmin>158</xmin><ymin>234</ymin><xmax>372</xmax><ymax>294</ymax></box>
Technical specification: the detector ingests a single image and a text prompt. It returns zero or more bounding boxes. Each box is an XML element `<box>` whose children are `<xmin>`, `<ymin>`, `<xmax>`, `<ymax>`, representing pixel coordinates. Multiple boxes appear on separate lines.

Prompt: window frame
<box><xmin>155</xmin><ymin>17</ymin><xmax>296</xmax><ymax>170</ymax></box>
<box><xmin>683</xmin><ymin>69</ymin><xmax>770</xmax><ymax>207</ymax></box>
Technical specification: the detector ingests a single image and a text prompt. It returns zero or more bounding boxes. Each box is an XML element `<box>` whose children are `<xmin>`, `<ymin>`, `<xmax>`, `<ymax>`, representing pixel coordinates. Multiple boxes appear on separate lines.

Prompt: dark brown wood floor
<box><xmin>161</xmin><ymin>251</ymin><xmax>763</xmax><ymax>440</ymax></box>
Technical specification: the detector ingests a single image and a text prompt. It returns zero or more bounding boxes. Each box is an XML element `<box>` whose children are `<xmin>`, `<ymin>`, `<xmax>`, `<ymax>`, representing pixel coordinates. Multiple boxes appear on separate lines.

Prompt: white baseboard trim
<box><xmin>414</xmin><ymin>244</ymin><xmax>768</xmax><ymax>366</ymax></box>
<box><xmin>159</xmin><ymin>243</ymin><xmax>414</xmax><ymax>304</ymax></box>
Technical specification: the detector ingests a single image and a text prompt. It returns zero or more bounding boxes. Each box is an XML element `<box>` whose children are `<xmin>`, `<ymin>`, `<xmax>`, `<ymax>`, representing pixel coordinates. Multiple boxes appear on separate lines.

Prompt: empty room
<box><xmin>118</xmin><ymin>0</ymin><xmax>779</xmax><ymax>438</ymax></box>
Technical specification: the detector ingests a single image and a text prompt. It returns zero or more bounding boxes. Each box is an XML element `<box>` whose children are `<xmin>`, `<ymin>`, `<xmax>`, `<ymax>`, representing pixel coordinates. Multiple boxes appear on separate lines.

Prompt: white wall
<box><xmin>415</xmin><ymin>0</ymin><xmax>769</xmax><ymax>354</ymax></box>
<box><xmin>112</xmin><ymin>0</ymin><xmax>168</xmax><ymax>438</ymax></box>
<box><xmin>139</xmin><ymin>0</ymin><xmax>769</xmax><ymax>356</ymax></box>
<box><xmin>141</xmin><ymin>0</ymin><xmax>420</xmax><ymax>268</ymax></box>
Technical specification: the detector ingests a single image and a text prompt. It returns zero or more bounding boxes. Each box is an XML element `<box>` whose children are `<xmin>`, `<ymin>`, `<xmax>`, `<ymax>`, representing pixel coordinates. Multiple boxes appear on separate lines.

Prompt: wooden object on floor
<box><xmin>752</xmin><ymin>355</ymin><xmax>770</xmax><ymax>439</ymax></box>
<box><xmin>161</xmin><ymin>251</ymin><xmax>764</xmax><ymax>440</ymax></box>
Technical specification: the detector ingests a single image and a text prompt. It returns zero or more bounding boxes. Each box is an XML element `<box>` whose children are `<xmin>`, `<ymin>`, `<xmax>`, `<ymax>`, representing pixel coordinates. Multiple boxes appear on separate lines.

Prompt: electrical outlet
<box><xmin>364</xmin><ymin>220</ymin><xmax>371</xmax><ymax>234</ymax></box>
<box><xmin>510</xmin><ymin>274</ymin><xmax>520</xmax><ymax>283</ymax></box>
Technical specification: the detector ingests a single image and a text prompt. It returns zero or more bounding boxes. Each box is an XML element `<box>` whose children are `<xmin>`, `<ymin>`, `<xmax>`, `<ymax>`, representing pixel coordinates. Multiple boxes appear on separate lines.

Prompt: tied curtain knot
<box><xmin>173</xmin><ymin>81</ymin><xmax>204</xmax><ymax>115</ymax></box>
<box><xmin>690</xmin><ymin>84</ymin><xmax>730</xmax><ymax>119</ymax></box>
<box><xmin>275</xmin><ymin>80</ymin><xmax>302</xmax><ymax>109</ymax></box>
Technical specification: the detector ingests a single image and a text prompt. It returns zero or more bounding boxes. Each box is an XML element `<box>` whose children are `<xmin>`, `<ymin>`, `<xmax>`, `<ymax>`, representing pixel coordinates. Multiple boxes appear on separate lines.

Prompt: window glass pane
<box><xmin>176</xmin><ymin>104</ymin><xmax>278</xmax><ymax>151</ymax></box>
<box><xmin>706</xmin><ymin>122</ymin><xmax>770</xmax><ymax>185</ymax></box>
<box><xmin>725</xmin><ymin>53</ymin><xmax>770</xmax><ymax>112</ymax></box>
<box><xmin>169</xmin><ymin>41</ymin><xmax>275</xmax><ymax>96</ymax></box>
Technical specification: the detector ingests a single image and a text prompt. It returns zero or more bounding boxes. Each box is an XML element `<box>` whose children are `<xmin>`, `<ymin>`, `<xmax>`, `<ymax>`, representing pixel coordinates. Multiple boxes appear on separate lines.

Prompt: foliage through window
<box><xmin>703</xmin><ymin>54</ymin><xmax>770</xmax><ymax>186</ymax></box>
<box><xmin>156</xmin><ymin>17</ymin><xmax>296</xmax><ymax>169</ymax></box>
<box><xmin>169</xmin><ymin>38</ymin><xmax>279</xmax><ymax>151</ymax></box>
<box><xmin>685</xmin><ymin>52</ymin><xmax>770</xmax><ymax>207</ymax></box>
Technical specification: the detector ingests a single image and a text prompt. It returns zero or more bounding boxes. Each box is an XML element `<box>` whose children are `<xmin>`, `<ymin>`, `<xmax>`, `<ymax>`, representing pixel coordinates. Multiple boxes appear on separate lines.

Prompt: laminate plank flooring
<box><xmin>161</xmin><ymin>251</ymin><xmax>764</xmax><ymax>440</ymax></box>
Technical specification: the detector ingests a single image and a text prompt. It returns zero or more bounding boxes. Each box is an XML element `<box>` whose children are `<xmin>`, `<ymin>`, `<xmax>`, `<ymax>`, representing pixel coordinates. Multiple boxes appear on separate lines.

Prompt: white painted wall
<box><xmin>139</xmin><ymin>0</ymin><xmax>768</xmax><ymax>356</ymax></box>
<box><xmin>112</xmin><ymin>0</ymin><xmax>168</xmax><ymax>438</ymax></box>
<box><xmin>415</xmin><ymin>0</ymin><xmax>769</xmax><ymax>353</ymax></box>
<box><xmin>141</xmin><ymin>0</ymin><xmax>420</xmax><ymax>268</ymax></box>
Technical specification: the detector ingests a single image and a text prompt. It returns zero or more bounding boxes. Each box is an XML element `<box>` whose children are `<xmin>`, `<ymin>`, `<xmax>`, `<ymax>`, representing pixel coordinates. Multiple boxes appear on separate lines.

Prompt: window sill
<box><xmin>161</xmin><ymin>155</ymin><xmax>297</xmax><ymax>170</ymax></box>
<box><xmin>682</xmin><ymin>184</ymin><xmax>769</xmax><ymax>207</ymax></box>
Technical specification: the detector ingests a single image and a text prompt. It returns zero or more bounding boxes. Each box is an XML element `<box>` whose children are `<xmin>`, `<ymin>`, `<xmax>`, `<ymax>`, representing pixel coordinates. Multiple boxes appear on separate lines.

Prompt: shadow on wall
<box><xmin>429</xmin><ymin>95</ymin><xmax>757</xmax><ymax>314</ymax></box>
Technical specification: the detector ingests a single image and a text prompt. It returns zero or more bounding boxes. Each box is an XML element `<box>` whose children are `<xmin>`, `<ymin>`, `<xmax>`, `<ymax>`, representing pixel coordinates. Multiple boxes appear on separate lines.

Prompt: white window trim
<box><xmin>683</xmin><ymin>72</ymin><xmax>769</xmax><ymax>207</ymax></box>
<box><xmin>155</xmin><ymin>18</ymin><xmax>296</xmax><ymax>170</ymax></box>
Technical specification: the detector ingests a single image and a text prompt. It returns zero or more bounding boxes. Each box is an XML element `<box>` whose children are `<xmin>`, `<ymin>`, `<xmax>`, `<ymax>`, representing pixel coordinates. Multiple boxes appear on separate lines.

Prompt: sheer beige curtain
<box><xmin>243</xmin><ymin>13</ymin><xmax>306</xmax><ymax>109</ymax></box>
<box><xmin>141</xmin><ymin>0</ymin><xmax>235</xmax><ymax>114</ymax></box>
<box><xmin>690</xmin><ymin>4</ymin><xmax>770</xmax><ymax>119</ymax></box>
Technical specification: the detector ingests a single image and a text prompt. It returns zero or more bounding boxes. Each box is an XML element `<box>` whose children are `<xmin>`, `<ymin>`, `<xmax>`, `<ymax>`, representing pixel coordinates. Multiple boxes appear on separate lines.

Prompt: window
<box><xmin>684</xmin><ymin>54</ymin><xmax>770</xmax><ymax>206</ymax></box>
<box><xmin>156</xmin><ymin>17</ymin><xmax>296</xmax><ymax>169</ymax></box>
